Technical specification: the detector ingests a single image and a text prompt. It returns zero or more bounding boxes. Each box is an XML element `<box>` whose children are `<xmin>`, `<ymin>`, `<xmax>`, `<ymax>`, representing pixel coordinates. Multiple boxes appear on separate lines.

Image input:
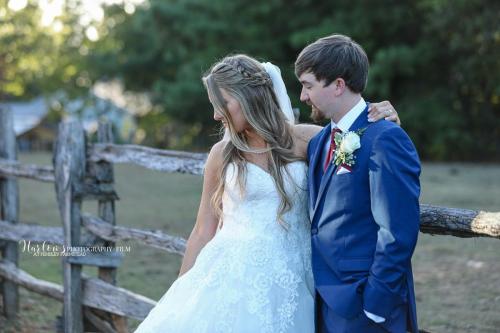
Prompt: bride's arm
<box><xmin>291</xmin><ymin>101</ymin><xmax>402</xmax><ymax>159</ymax></box>
<box><xmin>178</xmin><ymin>141</ymin><xmax>224</xmax><ymax>276</ymax></box>
<box><xmin>291</xmin><ymin>124</ymin><xmax>323</xmax><ymax>159</ymax></box>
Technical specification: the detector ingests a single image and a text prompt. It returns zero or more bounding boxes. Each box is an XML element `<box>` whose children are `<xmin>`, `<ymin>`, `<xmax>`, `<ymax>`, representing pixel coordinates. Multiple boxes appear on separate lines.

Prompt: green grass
<box><xmin>1</xmin><ymin>153</ymin><xmax>499</xmax><ymax>332</ymax></box>
<box><xmin>414</xmin><ymin>163</ymin><xmax>500</xmax><ymax>333</ymax></box>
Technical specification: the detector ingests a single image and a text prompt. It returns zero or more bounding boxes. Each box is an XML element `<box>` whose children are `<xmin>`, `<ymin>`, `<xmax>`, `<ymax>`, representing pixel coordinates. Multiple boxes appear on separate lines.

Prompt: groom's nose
<box><xmin>300</xmin><ymin>88</ymin><xmax>309</xmax><ymax>103</ymax></box>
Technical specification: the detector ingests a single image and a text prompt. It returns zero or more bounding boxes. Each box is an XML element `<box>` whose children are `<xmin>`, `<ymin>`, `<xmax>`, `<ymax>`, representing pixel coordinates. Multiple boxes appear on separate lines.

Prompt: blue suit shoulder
<box><xmin>364</xmin><ymin>120</ymin><xmax>416</xmax><ymax>150</ymax></box>
<box><xmin>365</xmin><ymin>120</ymin><xmax>421</xmax><ymax>175</ymax></box>
<box><xmin>365</xmin><ymin>119</ymin><xmax>403</xmax><ymax>137</ymax></box>
<box><xmin>310</xmin><ymin>124</ymin><xmax>329</xmax><ymax>144</ymax></box>
<box><xmin>307</xmin><ymin>124</ymin><xmax>329</xmax><ymax>157</ymax></box>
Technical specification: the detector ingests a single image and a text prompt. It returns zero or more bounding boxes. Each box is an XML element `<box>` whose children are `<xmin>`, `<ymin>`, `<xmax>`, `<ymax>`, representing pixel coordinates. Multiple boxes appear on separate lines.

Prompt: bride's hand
<box><xmin>368</xmin><ymin>101</ymin><xmax>401</xmax><ymax>126</ymax></box>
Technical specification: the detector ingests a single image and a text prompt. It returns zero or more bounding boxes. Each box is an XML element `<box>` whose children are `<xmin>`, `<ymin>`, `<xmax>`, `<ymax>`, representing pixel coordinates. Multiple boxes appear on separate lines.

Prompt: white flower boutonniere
<box><xmin>333</xmin><ymin>128</ymin><xmax>366</xmax><ymax>167</ymax></box>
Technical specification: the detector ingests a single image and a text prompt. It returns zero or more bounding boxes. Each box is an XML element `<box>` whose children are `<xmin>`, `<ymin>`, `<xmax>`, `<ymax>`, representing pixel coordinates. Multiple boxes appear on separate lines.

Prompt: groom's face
<box><xmin>299</xmin><ymin>72</ymin><xmax>338</xmax><ymax>122</ymax></box>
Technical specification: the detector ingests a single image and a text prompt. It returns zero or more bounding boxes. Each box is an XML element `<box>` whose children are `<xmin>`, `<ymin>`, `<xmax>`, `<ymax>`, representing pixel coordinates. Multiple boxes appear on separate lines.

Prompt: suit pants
<box><xmin>315</xmin><ymin>292</ymin><xmax>409</xmax><ymax>333</ymax></box>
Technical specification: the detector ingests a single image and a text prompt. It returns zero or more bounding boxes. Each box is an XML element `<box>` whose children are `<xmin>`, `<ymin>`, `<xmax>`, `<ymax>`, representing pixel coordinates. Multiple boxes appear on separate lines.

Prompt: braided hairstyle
<box><xmin>202</xmin><ymin>54</ymin><xmax>301</xmax><ymax>227</ymax></box>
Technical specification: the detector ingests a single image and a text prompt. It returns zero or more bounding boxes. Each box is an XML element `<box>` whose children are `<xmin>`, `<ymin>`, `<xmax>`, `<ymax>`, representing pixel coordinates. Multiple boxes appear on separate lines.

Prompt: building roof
<box><xmin>0</xmin><ymin>97</ymin><xmax>49</xmax><ymax>136</ymax></box>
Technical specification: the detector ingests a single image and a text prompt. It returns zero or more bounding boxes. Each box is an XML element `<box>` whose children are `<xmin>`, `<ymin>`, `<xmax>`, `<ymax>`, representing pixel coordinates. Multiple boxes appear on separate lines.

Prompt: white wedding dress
<box><xmin>134</xmin><ymin>161</ymin><xmax>315</xmax><ymax>333</ymax></box>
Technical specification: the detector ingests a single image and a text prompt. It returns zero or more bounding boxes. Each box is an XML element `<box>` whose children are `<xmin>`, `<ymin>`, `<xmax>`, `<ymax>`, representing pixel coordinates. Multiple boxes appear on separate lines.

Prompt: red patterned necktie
<box><xmin>324</xmin><ymin>127</ymin><xmax>342</xmax><ymax>172</ymax></box>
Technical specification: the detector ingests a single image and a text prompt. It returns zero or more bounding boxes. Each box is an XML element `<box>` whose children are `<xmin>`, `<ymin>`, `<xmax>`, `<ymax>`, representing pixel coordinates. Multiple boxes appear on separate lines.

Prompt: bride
<box><xmin>134</xmin><ymin>54</ymin><xmax>399</xmax><ymax>332</ymax></box>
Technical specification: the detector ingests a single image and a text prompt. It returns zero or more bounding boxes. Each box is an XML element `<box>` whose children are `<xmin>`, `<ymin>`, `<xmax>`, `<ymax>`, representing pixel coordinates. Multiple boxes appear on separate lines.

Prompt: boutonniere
<box><xmin>332</xmin><ymin>127</ymin><xmax>367</xmax><ymax>167</ymax></box>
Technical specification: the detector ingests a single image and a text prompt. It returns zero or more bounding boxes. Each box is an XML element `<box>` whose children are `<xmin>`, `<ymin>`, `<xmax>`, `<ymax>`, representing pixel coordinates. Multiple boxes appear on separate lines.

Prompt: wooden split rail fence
<box><xmin>0</xmin><ymin>108</ymin><xmax>499</xmax><ymax>332</ymax></box>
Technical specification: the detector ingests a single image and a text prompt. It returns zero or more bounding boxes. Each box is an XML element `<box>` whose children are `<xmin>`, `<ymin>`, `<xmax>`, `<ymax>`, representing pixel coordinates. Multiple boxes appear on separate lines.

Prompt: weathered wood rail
<box><xmin>0</xmin><ymin>107</ymin><xmax>499</xmax><ymax>332</ymax></box>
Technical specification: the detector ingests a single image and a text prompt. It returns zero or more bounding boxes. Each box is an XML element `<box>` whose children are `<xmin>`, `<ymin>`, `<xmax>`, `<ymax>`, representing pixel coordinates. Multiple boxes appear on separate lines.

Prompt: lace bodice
<box><xmin>219</xmin><ymin>161</ymin><xmax>311</xmax><ymax>248</ymax></box>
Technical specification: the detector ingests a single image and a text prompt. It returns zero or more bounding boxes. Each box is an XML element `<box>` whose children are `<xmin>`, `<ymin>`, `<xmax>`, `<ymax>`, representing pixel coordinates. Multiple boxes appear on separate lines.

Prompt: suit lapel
<box><xmin>308</xmin><ymin>123</ymin><xmax>331</xmax><ymax>218</ymax></box>
<box><xmin>311</xmin><ymin>105</ymin><xmax>370</xmax><ymax>221</ymax></box>
<box><xmin>314</xmin><ymin>152</ymin><xmax>338</xmax><ymax>213</ymax></box>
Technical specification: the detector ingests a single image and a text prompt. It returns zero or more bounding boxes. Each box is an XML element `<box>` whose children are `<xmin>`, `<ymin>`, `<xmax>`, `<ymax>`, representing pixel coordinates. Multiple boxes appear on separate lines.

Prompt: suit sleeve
<box><xmin>363</xmin><ymin>126</ymin><xmax>421</xmax><ymax>318</ymax></box>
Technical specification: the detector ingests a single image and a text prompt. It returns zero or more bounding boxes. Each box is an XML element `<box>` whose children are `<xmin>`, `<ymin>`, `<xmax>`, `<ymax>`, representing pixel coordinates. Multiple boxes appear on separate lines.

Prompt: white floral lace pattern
<box><xmin>134</xmin><ymin>161</ymin><xmax>314</xmax><ymax>333</ymax></box>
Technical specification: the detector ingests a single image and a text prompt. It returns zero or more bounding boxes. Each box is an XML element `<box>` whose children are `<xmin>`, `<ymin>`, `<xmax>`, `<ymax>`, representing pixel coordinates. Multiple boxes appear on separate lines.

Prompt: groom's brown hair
<box><xmin>295</xmin><ymin>34</ymin><xmax>369</xmax><ymax>93</ymax></box>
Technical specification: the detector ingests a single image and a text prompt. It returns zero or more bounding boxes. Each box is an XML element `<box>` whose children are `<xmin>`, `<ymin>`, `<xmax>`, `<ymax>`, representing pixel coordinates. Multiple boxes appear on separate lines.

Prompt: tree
<box><xmin>14</xmin><ymin>0</ymin><xmax>496</xmax><ymax>159</ymax></box>
<box><xmin>0</xmin><ymin>0</ymin><xmax>92</xmax><ymax>100</ymax></box>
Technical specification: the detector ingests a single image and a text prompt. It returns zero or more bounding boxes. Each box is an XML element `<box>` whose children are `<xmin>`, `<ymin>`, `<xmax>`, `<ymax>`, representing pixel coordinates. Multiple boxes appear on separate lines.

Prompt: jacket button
<box><xmin>311</xmin><ymin>227</ymin><xmax>318</xmax><ymax>235</ymax></box>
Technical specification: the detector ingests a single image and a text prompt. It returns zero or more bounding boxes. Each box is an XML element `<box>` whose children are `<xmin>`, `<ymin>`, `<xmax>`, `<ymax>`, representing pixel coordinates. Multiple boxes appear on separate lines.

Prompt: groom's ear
<box><xmin>333</xmin><ymin>78</ymin><xmax>346</xmax><ymax>96</ymax></box>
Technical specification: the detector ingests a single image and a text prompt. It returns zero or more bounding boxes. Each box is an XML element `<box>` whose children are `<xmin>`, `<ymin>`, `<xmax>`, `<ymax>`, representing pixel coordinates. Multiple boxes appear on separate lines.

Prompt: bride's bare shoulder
<box><xmin>291</xmin><ymin>124</ymin><xmax>323</xmax><ymax>158</ymax></box>
<box><xmin>205</xmin><ymin>140</ymin><xmax>227</xmax><ymax>175</ymax></box>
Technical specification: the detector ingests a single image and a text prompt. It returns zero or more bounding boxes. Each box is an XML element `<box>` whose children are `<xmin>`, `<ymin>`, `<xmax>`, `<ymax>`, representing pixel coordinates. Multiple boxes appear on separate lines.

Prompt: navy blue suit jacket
<box><xmin>307</xmin><ymin>108</ymin><xmax>421</xmax><ymax>332</ymax></box>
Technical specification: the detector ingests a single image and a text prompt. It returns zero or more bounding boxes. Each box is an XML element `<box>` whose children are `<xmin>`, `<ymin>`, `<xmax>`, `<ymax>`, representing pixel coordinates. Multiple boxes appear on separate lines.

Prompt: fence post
<box><xmin>0</xmin><ymin>108</ymin><xmax>20</xmax><ymax>319</ymax></box>
<box><xmin>54</xmin><ymin>121</ymin><xmax>85</xmax><ymax>333</ymax></box>
<box><xmin>97</xmin><ymin>123</ymin><xmax>128</xmax><ymax>332</ymax></box>
<box><xmin>83</xmin><ymin>122</ymin><xmax>128</xmax><ymax>332</ymax></box>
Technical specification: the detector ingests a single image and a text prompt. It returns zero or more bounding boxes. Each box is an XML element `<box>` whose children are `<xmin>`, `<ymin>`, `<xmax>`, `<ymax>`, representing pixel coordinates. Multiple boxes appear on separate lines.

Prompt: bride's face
<box><xmin>211</xmin><ymin>88</ymin><xmax>250</xmax><ymax>133</ymax></box>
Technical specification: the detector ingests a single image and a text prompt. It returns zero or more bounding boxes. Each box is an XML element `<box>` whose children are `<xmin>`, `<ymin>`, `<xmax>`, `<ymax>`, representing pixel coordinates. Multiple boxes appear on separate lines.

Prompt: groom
<box><xmin>296</xmin><ymin>34</ymin><xmax>421</xmax><ymax>332</ymax></box>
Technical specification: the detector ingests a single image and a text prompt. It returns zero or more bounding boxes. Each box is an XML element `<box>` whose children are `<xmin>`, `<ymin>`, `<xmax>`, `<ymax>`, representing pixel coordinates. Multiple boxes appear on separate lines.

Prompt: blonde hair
<box><xmin>202</xmin><ymin>54</ymin><xmax>300</xmax><ymax>226</ymax></box>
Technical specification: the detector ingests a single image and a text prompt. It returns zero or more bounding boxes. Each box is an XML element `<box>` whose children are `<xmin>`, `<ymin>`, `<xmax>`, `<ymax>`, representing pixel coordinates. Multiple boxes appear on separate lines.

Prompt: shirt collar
<box><xmin>331</xmin><ymin>97</ymin><xmax>366</xmax><ymax>132</ymax></box>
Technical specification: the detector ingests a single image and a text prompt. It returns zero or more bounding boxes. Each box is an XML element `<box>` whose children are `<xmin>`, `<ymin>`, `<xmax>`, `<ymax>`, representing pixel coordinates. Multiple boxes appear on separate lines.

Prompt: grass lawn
<box><xmin>1</xmin><ymin>152</ymin><xmax>499</xmax><ymax>332</ymax></box>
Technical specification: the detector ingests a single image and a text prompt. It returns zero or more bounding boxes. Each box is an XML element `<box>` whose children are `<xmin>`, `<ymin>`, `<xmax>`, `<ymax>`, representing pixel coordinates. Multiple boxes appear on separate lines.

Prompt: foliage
<box><xmin>2</xmin><ymin>0</ymin><xmax>499</xmax><ymax>159</ymax></box>
<box><xmin>89</xmin><ymin>0</ymin><xmax>498</xmax><ymax>159</ymax></box>
<box><xmin>0</xmin><ymin>0</ymin><xmax>92</xmax><ymax>99</ymax></box>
